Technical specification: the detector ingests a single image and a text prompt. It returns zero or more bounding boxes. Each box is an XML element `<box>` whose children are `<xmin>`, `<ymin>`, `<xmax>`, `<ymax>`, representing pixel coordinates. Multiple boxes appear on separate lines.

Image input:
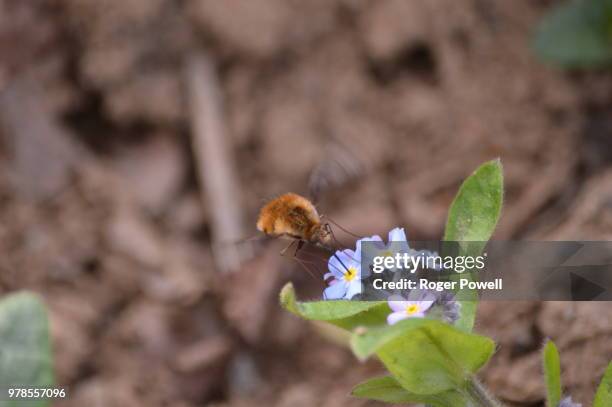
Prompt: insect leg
<box><xmin>294</xmin><ymin>240</ymin><xmax>305</xmax><ymax>257</ymax></box>
<box><xmin>277</xmin><ymin>239</ymin><xmax>323</xmax><ymax>280</ymax></box>
<box><xmin>280</xmin><ymin>240</ymin><xmax>296</xmax><ymax>257</ymax></box>
<box><xmin>322</xmin><ymin>215</ymin><xmax>361</xmax><ymax>238</ymax></box>
<box><xmin>327</xmin><ymin>224</ymin><xmax>345</xmax><ymax>249</ymax></box>
<box><xmin>288</xmin><ymin>243</ymin><xmax>320</xmax><ymax>280</ymax></box>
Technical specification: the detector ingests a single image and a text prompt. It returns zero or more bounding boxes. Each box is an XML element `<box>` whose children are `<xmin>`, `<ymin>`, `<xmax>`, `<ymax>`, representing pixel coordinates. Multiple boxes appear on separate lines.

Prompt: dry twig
<box><xmin>184</xmin><ymin>52</ymin><xmax>247</xmax><ymax>272</ymax></box>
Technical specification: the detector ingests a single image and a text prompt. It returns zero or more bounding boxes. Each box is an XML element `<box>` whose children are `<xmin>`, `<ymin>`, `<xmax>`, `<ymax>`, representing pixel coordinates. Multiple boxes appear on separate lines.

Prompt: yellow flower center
<box><xmin>406</xmin><ymin>304</ymin><xmax>420</xmax><ymax>315</ymax></box>
<box><xmin>344</xmin><ymin>267</ymin><xmax>357</xmax><ymax>282</ymax></box>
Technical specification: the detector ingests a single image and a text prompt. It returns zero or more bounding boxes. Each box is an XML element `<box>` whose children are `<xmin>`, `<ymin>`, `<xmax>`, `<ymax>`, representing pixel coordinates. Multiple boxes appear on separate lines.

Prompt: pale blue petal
<box><xmin>344</xmin><ymin>281</ymin><xmax>362</xmax><ymax>299</ymax></box>
<box><xmin>387</xmin><ymin>312</ymin><xmax>408</xmax><ymax>325</ymax></box>
<box><xmin>340</xmin><ymin>249</ymin><xmax>360</xmax><ymax>269</ymax></box>
<box><xmin>388</xmin><ymin>227</ymin><xmax>407</xmax><ymax>243</ymax></box>
<box><xmin>356</xmin><ymin>235</ymin><xmax>383</xmax><ymax>255</ymax></box>
<box><xmin>387</xmin><ymin>228</ymin><xmax>409</xmax><ymax>256</ymax></box>
<box><xmin>420</xmin><ymin>301</ymin><xmax>435</xmax><ymax>311</ymax></box>
<box><xmin>357</xmin><ymin>235</ymin><xmax>384</xmax><ymax>273</ymax></box>
<box><xmin>388</xmin><ymin>295</ymin><xmax>410</xmax><ymax>312</ymax></box>
<box><xmin>323</xmin><ymin>280</ymin><xmax>348</xmax><ymax>300</ymax></box>
<box><xmin>328</xmin><ymin>251</ymin><xmax>348</xmax><ymax>279</ymax></box>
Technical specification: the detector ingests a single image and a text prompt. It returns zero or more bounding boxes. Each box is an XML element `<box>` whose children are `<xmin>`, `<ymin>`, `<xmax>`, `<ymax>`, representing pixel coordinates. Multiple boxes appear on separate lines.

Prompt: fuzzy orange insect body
<box><xmin>257</xmin><ymin>193</ymin><xmax>332</xmax><ymax>247</ymax></box>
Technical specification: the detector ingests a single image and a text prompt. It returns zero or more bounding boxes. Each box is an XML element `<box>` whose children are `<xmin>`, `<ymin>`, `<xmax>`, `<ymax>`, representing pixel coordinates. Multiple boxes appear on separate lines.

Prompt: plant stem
<box><xmin>465</xmin><ymin>377</ymin><xmax>504</xmax><ymax>407</ymax></box>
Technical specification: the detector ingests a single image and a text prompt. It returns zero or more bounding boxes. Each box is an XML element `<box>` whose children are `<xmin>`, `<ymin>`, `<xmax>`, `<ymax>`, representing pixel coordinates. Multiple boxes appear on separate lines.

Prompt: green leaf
<box><xmin>279</xmin><ymin>283</ymin><xmax>388</xmax><ymax>329</ymax></box>
<box><xmin>594</xmin><ymin>362</ymin><xmax>612</xmax><ymax>407</ymax></box>
<box><xmin>443</xmin><ymin>159</ymin><xmax>503</xmax><ymax>244</ymax></box>
<box><xmin>351</xmin><ymin>319</ymin><xmax>495</xmax><ymax>394</ymax></box>
<box><xmin>443</xmin><ymin>159</ymin><xmax>503</xmax><ymax>332</ymax></box>
<box><xmin>0</xmin><ymin>292</ymin><xmax>54</xmax><ymax>407</ymax></box>
<box><xmin>448</xmin><ymin>287</ymin><xmax>479</xmax><ymax>334</ymax></box>
<box><xmin>351</xmin><ymin>375</ymin><xmax>467</xmax><ymax>406</ymax></box>
<box><xmin>534</xmin><ymin>0</ymin><xmax>612</xmax><ymax>68</ymax></box>
<box><xmin>350</xmin><ymin>318</ymin><xmax>429</xmax><ymax>360</ymax></box>
<box><xmin>543</xmin><ymin>340</ymin><xmax>562</xmax><ymax>407</ymax></box>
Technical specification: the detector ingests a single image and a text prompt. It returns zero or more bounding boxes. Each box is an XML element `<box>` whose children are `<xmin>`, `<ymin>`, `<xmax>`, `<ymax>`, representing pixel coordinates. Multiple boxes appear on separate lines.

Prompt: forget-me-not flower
<box><xmin>357</xmin><ymin>227</ymin><xmax>410</xmax><ymax>273</ymax></box>
<box><xmin>386</xmin><ymin>291</ymin><xmax>436</xmax><ymax>325</ymax></box>
<box><xmin>323</xmin><ymin>249</ymin><xmax>368</xmax><ymax>300</ymax></box>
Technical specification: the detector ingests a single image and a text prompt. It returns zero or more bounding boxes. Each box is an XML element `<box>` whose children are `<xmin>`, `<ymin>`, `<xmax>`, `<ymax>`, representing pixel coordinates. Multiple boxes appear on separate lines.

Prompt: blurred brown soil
<box><xmin>1</xmin><ymin>0</ymin><xmax>612</xmax><ymax>406</ymax></box>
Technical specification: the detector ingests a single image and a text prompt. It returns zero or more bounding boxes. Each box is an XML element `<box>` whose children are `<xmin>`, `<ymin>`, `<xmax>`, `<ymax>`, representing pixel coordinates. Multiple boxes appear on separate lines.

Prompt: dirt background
<box><xmin>0</xmin><ymin>0</ymin><xmax>611</xmax><ymax>406</ymax></box>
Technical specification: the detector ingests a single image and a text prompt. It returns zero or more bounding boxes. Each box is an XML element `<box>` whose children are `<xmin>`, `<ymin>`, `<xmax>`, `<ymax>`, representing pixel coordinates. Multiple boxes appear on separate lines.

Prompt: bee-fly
<box><xmin>256</xmin><ymin>192</ymin><xmax>334</xmax><ymax>255</ymax></box>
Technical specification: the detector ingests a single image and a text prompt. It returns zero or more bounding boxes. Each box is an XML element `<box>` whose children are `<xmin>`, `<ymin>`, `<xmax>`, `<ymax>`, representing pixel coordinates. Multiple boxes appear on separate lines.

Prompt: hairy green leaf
<box><xmin>543</xmin><ymin>340</ymin><xmax>562</xmax><ymax>407</ymax></box>
<box><xmin>0</xmin><ymin>292</ymin><xmax>54</xmax><ymax>407</ymax></box>
<box><xmin>534</xmin><ymin>0</ymin><xmax>612</xmax><ymax>68</ymax></box>
<box><xmin>443</xmin><ymin>159</ymin><xmax>503</xmax><ymax>332</ymax></box>
<box><xmin>594</xmin><ymin>362</ymin><xmax>612</xmax><ymax>407</ymax></box>
<box><xmin>351</xmin><ymin>319</ymin><xmax>495</xmax><ymax>394</ymax></box>
<box><xmin>280</xmin><ymin>283</ymin><xmax>388</xmax><ymax>329</ymax></box>
<box><xmin>443</xmin><ymin>159</ymin><xmax>503</xmax><ymax>243</ymax></box>
<box><xmin>350</xmin><ymin>318</ymin><xmax>428</xmax><ymax>360</ymax></box>
<box><xmin>351</xmin><ymin>375</ymin><xmax>467</xmax><ymax>406</ymax></box>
